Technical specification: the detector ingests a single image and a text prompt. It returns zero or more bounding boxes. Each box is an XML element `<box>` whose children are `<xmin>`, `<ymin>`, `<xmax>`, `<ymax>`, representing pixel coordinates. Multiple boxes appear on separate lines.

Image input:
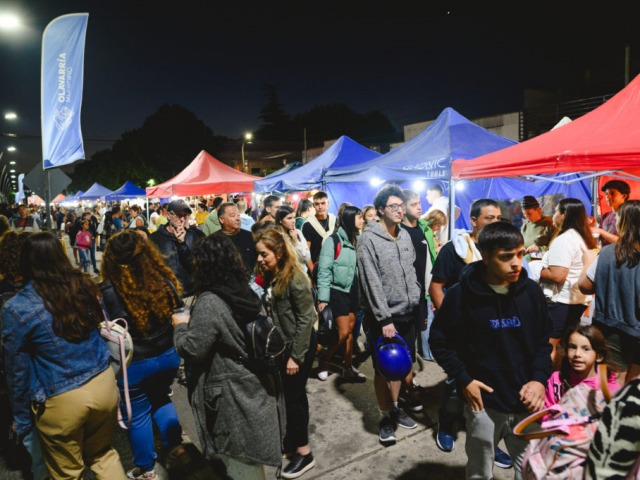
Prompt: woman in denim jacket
<box><xmin>1</xmin><ymin>232</ymin><xmax>126</xmax><ymax>479</ymax></box>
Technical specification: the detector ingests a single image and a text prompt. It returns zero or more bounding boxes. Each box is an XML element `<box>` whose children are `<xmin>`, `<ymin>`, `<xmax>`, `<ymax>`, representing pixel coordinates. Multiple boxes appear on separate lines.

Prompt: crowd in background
<box><xmin>1</xmin><ymin>179</ymin><xmax>639</xmax><ymax>480</ymax></box>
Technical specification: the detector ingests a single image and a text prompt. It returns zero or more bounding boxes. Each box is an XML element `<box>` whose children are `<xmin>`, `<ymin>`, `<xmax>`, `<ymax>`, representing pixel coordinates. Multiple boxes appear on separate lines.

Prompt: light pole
<box><xmin>241</xmin><ymin>132</ymin><xmax>253</xmax><ymax>173</ymax></box>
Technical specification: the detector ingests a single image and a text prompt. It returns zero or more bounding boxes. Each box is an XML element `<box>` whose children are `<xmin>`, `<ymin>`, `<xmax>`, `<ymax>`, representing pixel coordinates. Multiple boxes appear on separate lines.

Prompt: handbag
<box><xmin>513</xmin><ymin>365</ymin><xmax>612</xmax><ymax>479</ymax></box>
<box><xmin>99</xmin><ymin>314</ymin><xmax>133</xmax><ymax>429</ymax></box>
<box><xmin>316</xmin><ymin>304</ymin><xmax>338</xmax><ymax>346</ymax></box>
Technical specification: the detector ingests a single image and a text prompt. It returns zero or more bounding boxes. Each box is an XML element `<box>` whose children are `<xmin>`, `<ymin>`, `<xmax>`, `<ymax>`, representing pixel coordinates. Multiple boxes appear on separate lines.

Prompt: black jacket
<box><xmin>429</xmin><ymin>260</ymin><xmax>552</xmax><ymax>413</ymax></box>
<box><xmin>150</xmin><ymin>224</ymin><xmax>204</xmax><ymax>297</ymax></box>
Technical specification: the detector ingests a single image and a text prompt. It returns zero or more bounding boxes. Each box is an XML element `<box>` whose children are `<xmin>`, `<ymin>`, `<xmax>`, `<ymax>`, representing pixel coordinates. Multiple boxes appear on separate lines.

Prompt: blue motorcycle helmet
<box><xmin>375</xmin><ymin>333</ymin><xmax>412</xmax><ymax>381</ymax></box>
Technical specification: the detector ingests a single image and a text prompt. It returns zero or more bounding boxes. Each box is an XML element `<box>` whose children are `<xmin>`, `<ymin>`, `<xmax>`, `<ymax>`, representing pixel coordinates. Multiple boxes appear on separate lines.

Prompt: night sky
<box><xmin>1</xmin><ymin>2</ymin><xmax>638</xmax><ymax>176</ymax></box>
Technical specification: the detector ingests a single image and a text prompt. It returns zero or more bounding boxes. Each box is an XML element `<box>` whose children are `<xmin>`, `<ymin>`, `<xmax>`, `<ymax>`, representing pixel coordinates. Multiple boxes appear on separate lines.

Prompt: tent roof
<box><xmin>146</xmin><ymin>150</ymin><xmax>261</xmax><ymax>197</ymax></box>
<box><xmin>79</xmin><ymin>183</ymin><xmax>113</xmax><ymax>200</ymax></box>
<box><xmin>106</xmin><ymin>181</ymin><xmax>146</xmax><ymax>200</ymax></box>
<box><xmin>451</xmin><ymin>74</ymin><xmax>640</xmax><ymax>180</ymax></box>
<box><xmin>51</xmin><ymin>193</ymin><xmax>66</xmax><ymax>204</ymax></box>
<box><xmin>324</xmin><ymin>108</ymin><xmax>517</xmax><ymax>183</ymax></box>
<box><xmin>254</xmin><ymin>135</ymin><xmax>381</xmax><ymax>192</ymax></box>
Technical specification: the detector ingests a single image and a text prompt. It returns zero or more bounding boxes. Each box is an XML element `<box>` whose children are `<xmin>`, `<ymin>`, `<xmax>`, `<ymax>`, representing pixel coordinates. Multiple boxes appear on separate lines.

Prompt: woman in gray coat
<box><xmin>172</xmin><ymin>234</ymin><xmax>284</xmax><ymax>479</ymax></box>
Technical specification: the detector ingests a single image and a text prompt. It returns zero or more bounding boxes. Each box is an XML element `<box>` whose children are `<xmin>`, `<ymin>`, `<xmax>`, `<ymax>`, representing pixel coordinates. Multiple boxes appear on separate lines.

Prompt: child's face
<box><xmin>566</xmin><ymin>332</ymin><xmax>601</xmax><ymax>378</ymax></box>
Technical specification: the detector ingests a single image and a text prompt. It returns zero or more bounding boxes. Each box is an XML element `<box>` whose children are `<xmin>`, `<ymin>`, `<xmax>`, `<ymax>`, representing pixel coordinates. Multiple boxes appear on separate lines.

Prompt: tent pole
<box><xmin>591</xmin><ymin>175</ymin><xmax>599</xmax><ymax>220</ymax></box>
<box><xmin>449</xmin><ymin>178</ymin><xmax>456</xmax><ymax>242</ymax></box>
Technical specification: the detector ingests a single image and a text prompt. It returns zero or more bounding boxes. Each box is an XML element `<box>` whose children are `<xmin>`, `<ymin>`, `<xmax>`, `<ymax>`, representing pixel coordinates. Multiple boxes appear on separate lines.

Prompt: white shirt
<box><xmin>540</xmin><ymin>228</ymin><xmax>591</xmax><ymax>305</ymax></box>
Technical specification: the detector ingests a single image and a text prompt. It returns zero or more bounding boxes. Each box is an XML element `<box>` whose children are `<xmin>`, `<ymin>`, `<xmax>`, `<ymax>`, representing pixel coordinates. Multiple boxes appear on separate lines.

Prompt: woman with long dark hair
<box><xmin>254</xmin><ymin>228</ymin><xmax>317</xmax><ymax>479</ymax></box>
<box><xmin>539</xmin><ymin>198</ymin><xmax>596</xmax><ymax>365</ymax></box>
<box><xmin>275</xmin><ymin>205</ymin><xmax>313</xmax><ymax>273</ymax></box>
<box><xmin>2</xmin><ymin>232</ymin><xmax>126</xmax><ymax>479</ymax></box>
<box><xmin>100</xmin><ymin>230</ymin><xmax>185</xmax><ymax>480</ymax></box>
<box><xmin>579</xmin><ymin>199</ymin><xmax>640</xmax><ymax>385</ymax></box>
<box><xmin>316</xmin><ymin>205</ymin><xmax>366</xmax><ymax>381</ymax></box>
<box><xmin>173</xmin><ymin>234</ymin><xmax>284</xmax><ymax>479</ymax></box>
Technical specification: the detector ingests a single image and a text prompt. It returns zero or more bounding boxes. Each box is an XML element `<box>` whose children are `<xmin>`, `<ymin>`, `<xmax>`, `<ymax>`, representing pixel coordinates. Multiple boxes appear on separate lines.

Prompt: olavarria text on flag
<box><xmin>41</xmin><ymin>13</ymin><xmax>89</xmax><ymax>170</ymax></box>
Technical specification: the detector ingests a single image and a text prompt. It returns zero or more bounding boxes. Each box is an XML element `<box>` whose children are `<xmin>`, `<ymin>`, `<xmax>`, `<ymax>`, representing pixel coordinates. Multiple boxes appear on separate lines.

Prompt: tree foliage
<box><xmin>70</xmin><ymin>104</ymin><xmax>227</xmax><ymax>191</ymax></box>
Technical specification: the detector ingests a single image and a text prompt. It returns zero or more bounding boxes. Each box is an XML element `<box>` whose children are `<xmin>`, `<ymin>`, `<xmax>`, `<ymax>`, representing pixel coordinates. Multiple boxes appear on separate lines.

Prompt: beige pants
<box><xmin>35</xmin><ymin>368</ymin><xmax>126</xmax><ymax>480</ymax></box>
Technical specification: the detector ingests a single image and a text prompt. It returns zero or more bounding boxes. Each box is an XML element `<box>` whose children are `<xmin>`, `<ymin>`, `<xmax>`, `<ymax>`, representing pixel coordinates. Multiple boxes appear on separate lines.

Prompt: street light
<box><xmin>241</xmin><ymin>132</ymin><xmax>253</xmax><ymax>173</ymax></box>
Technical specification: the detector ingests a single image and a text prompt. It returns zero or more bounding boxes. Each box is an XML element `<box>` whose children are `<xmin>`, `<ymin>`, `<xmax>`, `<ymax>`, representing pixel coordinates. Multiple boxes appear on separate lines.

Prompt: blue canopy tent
<box><xmin>105</xmin><ymin>181</ymin><xmax>146</xmax><ymax>201</ymax></box>
<box><xmin>258</xmin><ymin>162</ymin><xmax>303</xmax><ymax>189</ymax></box>
<box><xmin>324</xmin><ymin>108</ymin><xmax>591</xmax><ymax>229</ymax></box>
<box><xmin>62</xmin><ymin>190</ymin><xmax>84</xmax><ymax>203</ymax></box>
<box><xmin>254</xmin><ymin>136</ymin><xmax>381</xmax><ymax>210</ymax></box>
<box><xmin>78</xmin><ymin>182</ymin><xmax>114</xmax><ymax>201</ymax></box>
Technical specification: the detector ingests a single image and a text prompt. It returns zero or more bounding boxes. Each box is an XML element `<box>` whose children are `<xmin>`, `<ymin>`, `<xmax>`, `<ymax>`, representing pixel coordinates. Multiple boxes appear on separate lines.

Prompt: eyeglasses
<box><xmin>385</xmin><ymin>203</ymin><xmax>405</xmax><ymax>212</ymax></box>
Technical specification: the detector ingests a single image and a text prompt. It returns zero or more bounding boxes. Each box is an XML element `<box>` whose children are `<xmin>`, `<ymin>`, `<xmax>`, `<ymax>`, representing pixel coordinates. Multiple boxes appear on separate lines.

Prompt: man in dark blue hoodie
<box><xmin>430</xmin><ymin>221</ymin><xmax>552</xmax><ymax>479</ymax></box>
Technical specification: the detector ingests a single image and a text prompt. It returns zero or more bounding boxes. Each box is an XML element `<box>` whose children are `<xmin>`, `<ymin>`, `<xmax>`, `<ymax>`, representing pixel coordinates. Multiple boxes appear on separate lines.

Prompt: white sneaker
<box><xmin>317</xmin><ymin>370</ymin><xmax>329</xmax><ymax>381</ymax></box>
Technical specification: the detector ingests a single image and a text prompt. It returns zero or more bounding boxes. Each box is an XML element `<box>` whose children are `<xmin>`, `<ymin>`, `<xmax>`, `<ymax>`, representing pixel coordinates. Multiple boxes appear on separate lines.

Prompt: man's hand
<box><xmin>463</xmin><ymin>380</ymin><xmax>494</xmax><ymax>412</ymax></box>
<box><xmin>382</xmin><ymin>323</ymin><xmax>397</xmax><ymax>338</ymax></box>
<box><xmin>519</xmin><ymin>381</ymin><xmax>545</xmax><ymax>412</ymax></box>
<box><xmin>317</xmin><ymin>302</ymin><xmax>327</xmax><ymax>312</ymax></box>
<box><xmin>174</xmin><ymin>225</ymin><xmax>186</xmax><ymax>243</ymax></box>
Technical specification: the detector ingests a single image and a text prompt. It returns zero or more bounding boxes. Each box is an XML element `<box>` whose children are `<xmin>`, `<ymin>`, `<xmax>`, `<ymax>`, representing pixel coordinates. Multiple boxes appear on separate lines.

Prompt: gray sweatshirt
<box><xmin>357</xmin><ymin>220</ymin><xmax>421</xmax><ymax>326</ymax></box>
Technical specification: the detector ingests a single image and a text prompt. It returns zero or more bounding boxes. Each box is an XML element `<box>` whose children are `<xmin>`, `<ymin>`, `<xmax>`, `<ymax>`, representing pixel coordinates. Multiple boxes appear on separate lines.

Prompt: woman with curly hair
<box><xmin>173</xmin><ymin>234</ymin><xmax>284</xmax><ymax>479</ymax></box>
<box><xmin>2</xmin><ymin>232</ymin><xmax>126</xmax><ymax>479</ymax></box>
<box><xmin>254</xmin><ymin>228</ymin><xmax>317</xmax><ymax>479</ymax></box>
<box><xmin>100</xmin><ymin>230</ymin><xmax>185</xmax><ymax>480</ymax></box>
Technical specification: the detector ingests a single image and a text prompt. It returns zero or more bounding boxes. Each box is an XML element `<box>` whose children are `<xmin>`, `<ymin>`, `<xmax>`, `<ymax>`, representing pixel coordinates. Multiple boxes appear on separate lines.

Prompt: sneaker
<box><xmin>401</xmin><ymin>389</ymin><xmax>423</xmax><ymax>412</ymax></box>
<box><xmin>317</xmin><ymin>370</ymin><xmax>329</xmax><ymax>381</ymax></box>
<box><xmin>391</xmin><ymin>406</ymin><xmax>417</xmax><ymax>429</ymax></box>
<box><xmin>378</xmin><ymin>417</ymin><xmax>396</xmax><ymax>443</ymax></box>
<box><xmin>494</xmin><ymin>447</ymin><xmax>513</xmax><ymax>469</ymax></box>
<box><xmin>436</xmin><ymin>429</ymin><xmax>455</xmax><ymax>452</ymax></box>
<box><xmin>342</xmin><ymin>365</ymin><xmax>366</xmax><ymax>381</ymax></box>
<box><xmin>127</xmin><ymin>467</ymin><xmax>157</xmax><ymax>480</ymax></box>
<box><xmin>281</xmin><ymin>453</ymin><xmax>315</xmax><ymax>479</ymax></box>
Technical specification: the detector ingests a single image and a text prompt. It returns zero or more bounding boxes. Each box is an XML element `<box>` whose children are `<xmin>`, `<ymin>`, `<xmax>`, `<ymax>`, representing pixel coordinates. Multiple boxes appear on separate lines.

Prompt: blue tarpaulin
<box><xmin>254</xmin><ymin>135</ymin><xmax>381</xmax><ymax>193</ymax></box>
<box><xmin>322</xmin><ymin>108</ymin><xmax>591</xmax><ymax>227</ymax></box>
<box><xmin>79</xmin><ymin>182</ymin><xmax>114</xmax><ymax>200</ymax></box>
<box><xmin>105</xmin><ymin>181</ymin><xmax>146</xmax><ymax>200</ymax></box>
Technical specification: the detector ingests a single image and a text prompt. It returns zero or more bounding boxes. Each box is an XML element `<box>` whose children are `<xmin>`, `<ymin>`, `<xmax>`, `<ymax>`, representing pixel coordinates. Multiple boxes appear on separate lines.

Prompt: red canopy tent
<box><xmin>451</xmin><ymin>74</ymin><xmax>640</xmax><ymax>217</ymax></box>
<box><xmin>146</xmin><ymin>150</ymin><xmax>261</xmax><ymax>197</ymax></box>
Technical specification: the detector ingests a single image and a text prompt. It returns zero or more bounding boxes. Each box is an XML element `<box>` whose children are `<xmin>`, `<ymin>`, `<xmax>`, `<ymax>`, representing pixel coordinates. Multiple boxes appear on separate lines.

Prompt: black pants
<box><xmin>281</xmin><ymin>330</ymin><xmax>318</xmax><ymax>452</ymax></box>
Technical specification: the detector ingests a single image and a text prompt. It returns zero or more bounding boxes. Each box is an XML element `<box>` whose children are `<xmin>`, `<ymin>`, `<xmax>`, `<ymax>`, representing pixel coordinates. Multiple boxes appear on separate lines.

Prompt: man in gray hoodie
<box><xmin>357</xmin><ymin>184</ymin><xmax>422</xmax><ymax>445</ymax></box>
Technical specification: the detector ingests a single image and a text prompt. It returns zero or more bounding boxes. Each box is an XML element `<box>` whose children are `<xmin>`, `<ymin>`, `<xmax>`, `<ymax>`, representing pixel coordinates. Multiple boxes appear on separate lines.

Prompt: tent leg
<box><xmin>449</xmin><ymin>178</ymin><xmax>456</xmax><ymax>242</ymax></box>
<box><xmin>590</xmin><ymin>176</ymin><xmax>599</xmax><ymax>219</ymax></box>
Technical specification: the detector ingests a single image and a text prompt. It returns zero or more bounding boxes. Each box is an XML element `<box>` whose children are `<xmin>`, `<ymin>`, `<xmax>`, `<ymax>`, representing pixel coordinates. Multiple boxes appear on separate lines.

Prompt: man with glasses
<box><xmin>302</xmin><ymin>191</ymin><xmax>336</xmax><ymax>264</ymax></box>
<box><xmin>357</xmin><ymin>184</ymin><xmax>421</xmax><ymax>445</ymax></box>
<box><xmin>150</xmin><ymin>199</ymin><xmax>204</xmax><ymax>298</ymax></box>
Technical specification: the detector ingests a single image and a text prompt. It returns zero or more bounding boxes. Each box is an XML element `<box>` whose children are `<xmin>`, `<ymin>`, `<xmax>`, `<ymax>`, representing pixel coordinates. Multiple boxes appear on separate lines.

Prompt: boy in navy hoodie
<box><xmin>430</xmin><ymin>221</ymin><xmax>552</xmax><ymax>479</ymax></box>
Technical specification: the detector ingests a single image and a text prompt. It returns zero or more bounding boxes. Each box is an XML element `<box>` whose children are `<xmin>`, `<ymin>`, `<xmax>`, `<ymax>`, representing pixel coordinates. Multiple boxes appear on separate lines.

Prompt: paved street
<box><xmin>1</xmin><ymin>238</ymin><xmax>515</xmax><ymax>479</ymax></box>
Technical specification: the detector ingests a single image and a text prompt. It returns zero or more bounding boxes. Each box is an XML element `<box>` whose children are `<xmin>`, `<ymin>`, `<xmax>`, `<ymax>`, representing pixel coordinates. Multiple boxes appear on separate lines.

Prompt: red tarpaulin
<box><xmin>451</xmin><ymin>74</ymin><xmax>640</xmax><ymax>181</ymax></box>
<box><xmin>146</xmin><ymin>150</ymin><xmax>261</xmax><ymax>197</ymax></box>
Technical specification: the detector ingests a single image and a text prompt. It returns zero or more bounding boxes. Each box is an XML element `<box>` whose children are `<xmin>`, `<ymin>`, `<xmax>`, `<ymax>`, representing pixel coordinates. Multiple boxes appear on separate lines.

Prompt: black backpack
<box><xmin>238</xmin><ymin>309</ymin><xmax>286</xmax><ymax>375</ymax></box>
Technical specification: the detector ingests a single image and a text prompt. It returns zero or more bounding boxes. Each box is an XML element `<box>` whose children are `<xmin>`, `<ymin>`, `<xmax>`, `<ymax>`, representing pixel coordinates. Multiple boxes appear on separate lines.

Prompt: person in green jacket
<box><xmin>255</xmin><ymin>228</ymin><xmax>317</xmax><ymax>479</ymax></box>
<box><xmin>316</xmin><ymin>205</ymin><xmax>366</xmax><ymax>382</ymax></box>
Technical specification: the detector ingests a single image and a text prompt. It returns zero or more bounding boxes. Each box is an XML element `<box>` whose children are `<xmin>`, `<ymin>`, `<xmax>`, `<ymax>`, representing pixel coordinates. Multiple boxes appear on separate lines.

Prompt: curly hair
<box><xmin>101</xmin><ymin>230</ymin><xmax>183</xmax><ymax>334</ymax></box>
<box><xmin>20</xmin><ymin>232</ymin><xmax>102</xmax><ymax>342</ymax></box>
<box><xmin>0</xmin><ymin>214</ymin><xmax>10</xmax><ymax>238</ymax></box>
<box><xmin>191</xmin><ymin>234</ymin><xmax>249</xmax><ymax>295</ymax></box>
<box><xmin>254</xmin><ymin>228</ymin><xmax>308</xmax><ymax>297</ymax></box>
<box><xmin>0</xmin><ymin>231</ymin><xmax>32</xmax><ymax>281</ymax></box>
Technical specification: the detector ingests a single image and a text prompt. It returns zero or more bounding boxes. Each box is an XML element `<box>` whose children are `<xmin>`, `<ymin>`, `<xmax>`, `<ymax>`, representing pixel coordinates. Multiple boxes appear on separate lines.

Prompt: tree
<box><xmin>70</xmin><ymin>105</ymin><xmax>229</xmax><ymax>191</ymax></box>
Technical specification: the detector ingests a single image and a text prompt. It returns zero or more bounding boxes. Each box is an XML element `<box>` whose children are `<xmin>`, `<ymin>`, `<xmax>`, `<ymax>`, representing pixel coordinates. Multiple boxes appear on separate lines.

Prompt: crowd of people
<box><xmin>1</xmin><ymin>178</ymin><xmax>639</xmax><ymax>479</ymax></box>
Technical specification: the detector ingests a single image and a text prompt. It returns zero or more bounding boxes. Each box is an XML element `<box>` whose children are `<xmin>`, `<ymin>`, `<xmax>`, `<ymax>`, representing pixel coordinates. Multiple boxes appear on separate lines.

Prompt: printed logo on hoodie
<box><xmin>489</xmin><ymin>316</ymin><xmax>522</xmax><ymax>329</ymax></box>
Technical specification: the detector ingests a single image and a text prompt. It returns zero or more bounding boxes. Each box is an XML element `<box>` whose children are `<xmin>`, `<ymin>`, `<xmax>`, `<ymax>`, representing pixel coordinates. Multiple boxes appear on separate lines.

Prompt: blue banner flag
<box><xmin>41</xmin><ymin>13</ymin><xmax>89</xmax><ymax>169</ymax></box>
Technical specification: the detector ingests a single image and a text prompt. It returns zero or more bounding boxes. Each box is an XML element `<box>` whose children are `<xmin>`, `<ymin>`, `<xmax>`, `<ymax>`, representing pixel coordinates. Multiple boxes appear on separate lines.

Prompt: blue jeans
<box><xmin>117</xmin><ymin>346</ymin><xmax>183</xmax><ymax>471</ymax></box>
<box><xmin>22</xmin><ymin>429</ymin><xmax>48</xmax><ymax>480</ymax></box>
<box><xmin>78</xmin><ymin>249</ymin><xmax>91</xmax><ymax>272</ymax></box>
<box><xmin>420</xmin><ymin>299</ymin><xmax>435</xmax><ymax>361</ymax></box>
<box><xmin>90</xmin><ymin>240</ymin><xmax>98</xmax><ymax>272</ymax></box>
